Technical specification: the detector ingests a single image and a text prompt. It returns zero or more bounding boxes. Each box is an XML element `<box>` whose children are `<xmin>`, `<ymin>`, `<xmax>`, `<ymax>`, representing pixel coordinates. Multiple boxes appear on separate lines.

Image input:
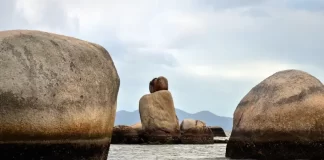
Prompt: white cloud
<box><xmin>180</xmin><ymin>61</ymin><xmax>304</xmax><ymax>82</ymax></box>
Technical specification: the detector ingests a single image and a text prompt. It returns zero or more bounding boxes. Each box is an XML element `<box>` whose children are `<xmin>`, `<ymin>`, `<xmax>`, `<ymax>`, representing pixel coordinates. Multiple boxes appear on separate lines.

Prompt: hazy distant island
<box><xmin>115</xmin><ymin>108</ymin><xmax>233</xmax><ymax>131</ymax></box>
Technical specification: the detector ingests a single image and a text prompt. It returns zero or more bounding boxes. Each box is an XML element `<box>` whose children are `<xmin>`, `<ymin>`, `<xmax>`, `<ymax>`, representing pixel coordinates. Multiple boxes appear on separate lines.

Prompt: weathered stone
<box><xmin>226</xmin><ymin>69</ymin><xmax>324</xmax><ymax>159</ymax></box>
<box><xmin>0</xmin><ymin>30</ymin><xmax>120</xmax><ymax>159</ymax></box>
<box><xmin>111</xmin><ymin>125</ymin><xmax>141</xmax><ymax>144</ymax></box>
<box><xmin>208</xmin><ymin>126</ymin><xmax>227</xmax><ymax>137</ymax></box>
<box><xmin>180</xmin><ymin>119</ymin><xmax>206</xmax><ymax>131</ymax></box>
<box><xmin>179</xmin><ymin>119</ymin><xmax>214</xmax><ymax>144</ymax></box>
<box><xmin>140</xmin><ymin>129</ymin><xmax>180</xmax><ymax>144</ymax></box>
<box><xmin>149</xmin><ymin>76</ymin><xmax>168</xmax><ymax>93</ymax></box>
<box><xmin>130</xmin><ymin>122</ymin><xmax>142</xmax><ymax>131</ymax></box>
<box><xmin>139</xmin><ymin>90</ymin><xmax>180</xmax><ymax>144</ymax></box>
<box><xmin>180</xmin><ymin>127</ymin><xmax>214</xmax><ymax>144</ymax></box>
<box><xmin>149</xmin><ymin>78</ymin><xmax>157</xmax><ymax>93</ymax></box>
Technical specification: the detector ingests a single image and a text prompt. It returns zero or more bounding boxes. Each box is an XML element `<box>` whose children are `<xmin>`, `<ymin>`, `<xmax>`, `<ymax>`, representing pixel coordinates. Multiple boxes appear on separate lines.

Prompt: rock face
<box><xmin>180</xmin><ymin>119</ymin><xmax>206</xmax><ymax>131</ymax></box>
<box><xmin>149</xmin><ymin>78</ymin><xmax>157</xmax><ymax>93</ymax></box>
<box><xmin>208</xmin><ymin>126</ymin><xmax>227</xmax><ymax>137</ymax></box>
<box><xmin>139</xmin><ymin>90</ymin><xmax>180</xmax><ymax>143</ymax></box>
<box><xmin>180</xmin><ymin>127</ymin><xmax>214</xmax><ymax>144</ymax></box>
<box><xmin>179</xmin><ymin>119</ymin><xmax>213</xmax><ymax>144</ymax></box>
<box><xmin>111</xmin><ymin>125</ymin><xmax>141</xmax><ymax>144</ymax></box>
<box><xmin>0</xmin><ymin>30</ymin><xmax>120</xmax><ymax>160</ymax></box>
<box><xmin>149</xmin><ymin>76</ymin><xmax>168</xmax><ymax>93</ymax></box>
<box><xmin>226</xmin><ymin>70</ymin><xmax>324</xmax><ymax>159</ymax></box>
<box><xmin>131</xmin><ymin>122</ymin><xmax>143</xmax><ymax>131</ymax></box>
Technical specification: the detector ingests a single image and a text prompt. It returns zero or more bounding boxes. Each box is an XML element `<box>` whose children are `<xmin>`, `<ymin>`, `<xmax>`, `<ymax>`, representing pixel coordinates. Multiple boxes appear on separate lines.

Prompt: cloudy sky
<box><xmin>1</xmin><ymin>0</ymin><xmax>324</xmax><ymax>117</ymax></box>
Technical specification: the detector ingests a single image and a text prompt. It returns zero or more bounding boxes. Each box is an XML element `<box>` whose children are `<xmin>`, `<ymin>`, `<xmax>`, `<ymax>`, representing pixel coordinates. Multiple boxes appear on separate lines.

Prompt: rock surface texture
<box><xmin>131</xmin><ymin>122</ymin><xmax>143</xmax><ymax>131</ymax></box>
<box><xmin>208</xmin><ymin>126</ymin><xmax>227</xmax><ymax>137</ymax></box>
<box><xmin>179</xmin><ymin>119</ymin><xmax>213</xmax><ymax>144</ymax></box>
<box><xmin>0</xmin><ymin>30</ymin><xmax>120</xmax><ymax>160</ymax></box>
<box><xmin>226</xmin><ymin>69</ymin><xmax>324</xmax><ymax>159</ymax></box>
<box><xmin>180</xmin><ymin>127</ymin><xmax>214</xmax><ymax>144</ymax></box>
<box><xmin>111</xmin><ymin>125</ymin><xmax>141</xmax><ymax>144</ymax></box>
<box><xmin>180</xmin><ymin>119</ymin><xmax>206</xmax><ymax>131</ymax></box>
<box><xmin>149</xmin><ymin>76</ymin><xmax>168</xmax><ymax>93</ymax></box>
<box><xmin>139</xmin><ymin>90</ymin><xmax>180</xmax><ymax>144</ymax></box>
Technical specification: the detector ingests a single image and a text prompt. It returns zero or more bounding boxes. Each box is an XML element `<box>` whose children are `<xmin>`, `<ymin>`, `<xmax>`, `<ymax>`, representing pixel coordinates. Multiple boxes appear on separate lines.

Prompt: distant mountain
<box><xmin>114</xmin><ymin>108</ymin><xmax>233</xmax><ymax>131</ymax></box>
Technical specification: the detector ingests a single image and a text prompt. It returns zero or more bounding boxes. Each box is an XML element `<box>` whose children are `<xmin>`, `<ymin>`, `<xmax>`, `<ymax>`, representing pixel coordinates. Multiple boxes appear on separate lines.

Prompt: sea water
<box><xmin>108</xmin><ymin>132</ymin><xmax>231</xmax><ymax>160</ymax></box>
<box><xmin>109</xmin><ymin>143</ymin><xmax>227</xmax><ymax>160</ymax></box>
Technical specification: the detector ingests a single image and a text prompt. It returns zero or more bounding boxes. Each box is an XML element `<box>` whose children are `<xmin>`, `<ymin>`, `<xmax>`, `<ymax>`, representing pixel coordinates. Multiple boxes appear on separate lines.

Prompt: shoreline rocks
<box><xmin>126</xmin><ymin>76</ymin><xmax>227</xmax><ymax>145</ymax></box>
<box><xmin>140</xmin><ymin>129</ymin><xmax>181</xmax><ymax>144</ymax></box>
<box><xmin>180</xmin><ymin>119</ymin><xmax>206</xmax><ymax>131</ymax></box>
<box><xmin>111</xmin><ymin>124</ymin><xmax>228</xmax><ymax>144</ymax></box>
<box><xmin>139</xmin><ymin>90</ymin><xmax>180</xmax><ymax>144</ymax></box>
<box><xmin>111</xmin><ymin>125</ymin><xmax>142</xmax><ymax>144</ymax></box>
<box><xmin>214</xmin><ymin>136</ymin><xmax>229</xmax><ymax>143</ymax></box>
<box><xmin>208</xmin><ymin>126</ymin><xmax>227</xmax><ymax>137</ymax></box>
<box><xmin>180</xmin><ymin>127</ymin><xmax>214</xmax><ymax>144</ymax></box>
<box><xmin>130</xmin><ymin>122</ymin><xmax>142</xmax><ymax>131</ymax></box>
<box><xmin>226</xmin><ymin>69</ymin><xmax>324</xmax><ymax>159</ymax></box>
<box><xmin>179</xmin><ymin>119</ymin><xmax>213</xmax><ymax>144</ymax></box>
<box><xmin>0</xmin><ymin>30</ymin><xmax>120</xmax><ymax>159</ymax></box>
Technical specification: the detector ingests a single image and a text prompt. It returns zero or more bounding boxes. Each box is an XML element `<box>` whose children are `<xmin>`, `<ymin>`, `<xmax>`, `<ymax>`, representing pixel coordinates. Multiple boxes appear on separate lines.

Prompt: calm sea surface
<box><xmin>108</xmin><ymin>132</ymin><xmax>231</xmax><ymax>160</ymax></box>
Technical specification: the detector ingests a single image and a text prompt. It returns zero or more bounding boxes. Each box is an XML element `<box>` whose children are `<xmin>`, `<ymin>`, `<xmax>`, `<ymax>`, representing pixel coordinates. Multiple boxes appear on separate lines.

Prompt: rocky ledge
<box><xmin>180</xmin><ymin>127</ymin><xmax>214</xmax><ymax>144</ymax></box>
<box><xmin>111</xmin><ymin>124</ymin><xmax>227</xmax><ymax>144</ymax></box>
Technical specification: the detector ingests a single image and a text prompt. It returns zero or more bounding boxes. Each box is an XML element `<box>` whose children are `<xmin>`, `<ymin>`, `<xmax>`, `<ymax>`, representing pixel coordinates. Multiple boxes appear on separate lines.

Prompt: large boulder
<box><xmin>180</xmin><ymin>119</ymin><xmax>206</xmax><ymax>131</ymax></box>
<box><xmin>111</xmin><ymin>125</ymin><xmax>141</xmax><ymax>144</ymax></box>
<box><xmin>0</xmin><ymin>30</ymin><xmax>120</xmax><ymax>160</ymax></box>
<box><xmin>149</xmin><ymin>76</ymin><xmax>168</xmax><ymax>93</ymax></box>
<box><xmin>226</xmin><ymin>70</ymin><xmax>324</xmax><ymax>159</ymax></box>
<box><xmin>208</xmin><ymin>126</ymin><xmax>227</xmax><ymax>137</ymax></box>
<box><xmin>139</xmin><ymin>90</ymin><xmax>180</xmax><ymax>144</ymax></box>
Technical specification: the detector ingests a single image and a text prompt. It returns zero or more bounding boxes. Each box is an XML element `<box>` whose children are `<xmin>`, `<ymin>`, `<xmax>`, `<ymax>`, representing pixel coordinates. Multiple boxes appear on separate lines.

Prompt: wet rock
<box><xmin>213</xmin><ymin>139</ymin><xmax>228</xmax><ymax>143</ymax></box>
<box><xmin>214</xmin><ymin>137</ymin><xmax>229</xmax><ymax>143</ymax></box>
<box><xmin>111</xmin><ymin>125</ymin><xmax>141</xmax><ymax>144</ymax></box>
<box><xmin>208</xmin><ymin>126</ymin><xmax>227</xmax><ymax>137</ymax></box>
<box><xmin>226</xmin><ymin>69</ymin><xmax>324</xmax><ymax>159</ymax></box>
<box><xmin>180</xmin><ymin>119</ymin><xmax>213</xmax><ymax>144</ymax></box>
<box><xmin>0</xmin><ymin>30</ymin><xmax>120</xmax><ymax>160</ymax></box>
<box><xmin>180</xmin><ymin>127</ymin><xmax>214</xmax><ymax>144</ymax></box>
